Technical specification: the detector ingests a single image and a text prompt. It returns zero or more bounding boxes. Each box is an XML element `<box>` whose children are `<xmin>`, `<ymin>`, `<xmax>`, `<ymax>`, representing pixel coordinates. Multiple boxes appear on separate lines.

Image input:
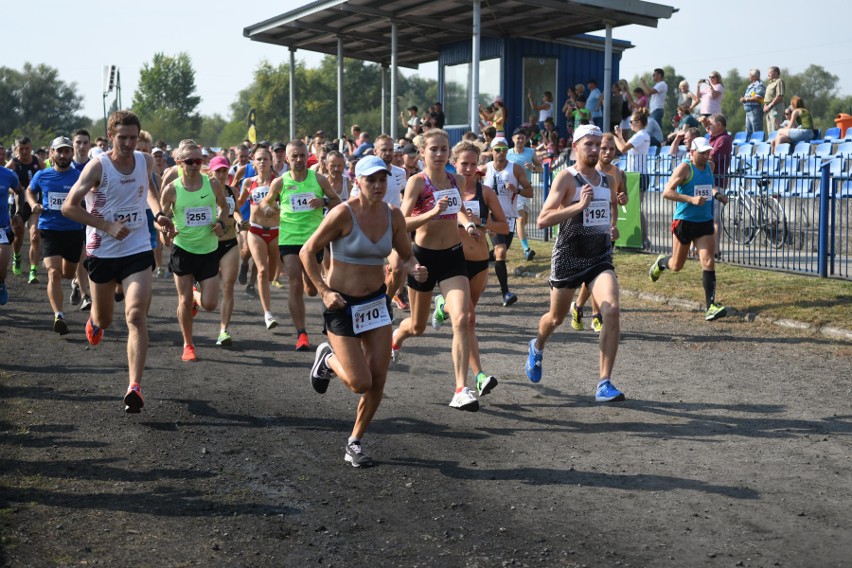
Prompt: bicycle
<box><xmin>722</xmin><ymin>168</ymin><xmax>788</xmax><ymax>249</ymax></box>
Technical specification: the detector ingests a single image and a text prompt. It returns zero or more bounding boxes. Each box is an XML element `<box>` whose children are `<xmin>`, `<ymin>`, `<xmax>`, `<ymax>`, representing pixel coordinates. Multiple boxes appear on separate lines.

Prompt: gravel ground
<box><xmin>1</xmin><ymin>266</ymin><xmax>850</xmax><ymax>568</ymax></box>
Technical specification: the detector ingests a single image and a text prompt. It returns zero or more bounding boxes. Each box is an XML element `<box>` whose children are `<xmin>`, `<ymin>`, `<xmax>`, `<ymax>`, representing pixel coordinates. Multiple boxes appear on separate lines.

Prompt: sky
<box><xmin>6</xmin><ymin>0</ymin><xmax>852</xmax><ymax>125</ymax></box>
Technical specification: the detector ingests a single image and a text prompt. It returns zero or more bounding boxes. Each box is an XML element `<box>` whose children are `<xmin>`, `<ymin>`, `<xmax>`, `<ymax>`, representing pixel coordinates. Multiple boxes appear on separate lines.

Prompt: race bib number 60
<box><xmin>433</xmin><ymin>188</ymin><xmax>461</xmax><ymax>215</ymax></box>
<box><xmin>351</xmin><ymin>296</ymin><xmax>392</xmax><ymax>334</ymax></box>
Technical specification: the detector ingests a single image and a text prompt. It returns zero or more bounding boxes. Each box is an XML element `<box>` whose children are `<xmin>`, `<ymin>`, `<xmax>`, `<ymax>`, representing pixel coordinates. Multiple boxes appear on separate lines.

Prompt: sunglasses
<box><xmin>493</xmin><ymin>147</ymin><xmax>508</xmax><ymax>152</ymax></box>
<box><xmin>181</xmin><ymin>158</ymin><xmax>204</xmax><ymax>166</ymax></box>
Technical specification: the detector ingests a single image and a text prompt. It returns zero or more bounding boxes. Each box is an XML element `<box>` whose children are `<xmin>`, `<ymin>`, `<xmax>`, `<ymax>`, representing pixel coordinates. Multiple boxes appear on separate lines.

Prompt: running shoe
<box><xmin>12</xmin><ymin>254</ymin><xmax>22</xmax><ymax>276</ymax></box>
<box><xmin>569</xmin><ymin>301</ymin><xmax>584</xmax><ymax>330</ymax></box>
<box><xmin>238</xmin><ymin>263</ymin><xmax>248</xmax><ymax>285</ymax></box>
<box><xmin>296</xmin><ymin>332</ymin><xmax>310</xmax><ymax>351</ymax></box>
<box><xmin>502</xmin><ymin>292</ymin><xmax>518</xmax><ymax>307</ymax></box>
<box><xmin>310</xmin><ymin>342</ymin><xmax>334</xmax><ymax>393</ymax></box>
<box><xmin>246</xmin><ymin>283</ymin><xmax>257</xmax><ymax>297</ymax></box>
<box><xmin>79</xmin><ymin>295</ymin><xmax>92</xmax><ymax>311</ymax></box>
<box><xmin>524</xmin><ymin>248</ymin><xmax>536</xmax><ymax>261</ymax></box>
<box><xmin>264</xmin><ymin>313</ymin><xmax>278</xmax><ymax>330</ymax></box>
<box><xmin>27</xmin><ymin>267</ymin><xmax>38</xmax><ymax>284</ymax></box>
<box><xmin>591</xmin><ymin>313</ymin><xmax>603</xmax><ymax>334</ymax></box>
<box><xmin>70</xmin><ymin>278</ymin><xmax>82</xmax><ymax>305</ymax></box>
<box><xmin>271</xmin><ymin>280</ymin><xmax>284</xmax><ymax>289</ymax></box>
<box><xmin>114</xmin><ymin>290</ymin><xmax>124</xmax><ymax>303</ymax></box>
<box><xmin>181</xmin><ymin>344</ymin><xmax>197</xmax><ymax>362</ymax></box>
<box><xmin>705</xmin><ymin>303</ymin><xmax>728</xmax><ymax>321</ymax></box>
<box><xmin>649</xmin><ymin>254</ymin><xmax>666</xmax><ymax>282</ymax></box>
<box><xmin>476</xmin><ymin>373</ymin><xmax>498</xmax><ymax>397</ymax></box>
<box><xmin>393</xmin><ymin>292</ymin><xmax>409</xmax><ymax>310</ymax></box>
<box><xmin>154</xmin><ymin>266</ymin><xmax>166</xmax><ymax>278</ymax></box>
<box><xmin>344</xmin><ymin>440</ymin><xmax>374</xmax><ymax>468</ymax></box>
<box><xmin>449</xmin><ymin>387</ymin><xmax>479</xmax><ymax>412</ymax></box>
<box><xmin>525</xmin><ymin>339</ymin><xmax>543</xmax><ymax>383</ymax></box>
<box><xmin>123</xmin><ymin>385</ymin><xmax>144</xmax><ymax>414</ymax></box>
<box><xmin>431</xmin><ymin>294</ymin><xmax>447</xmax><ymax>330</ymax></box>
<box><xmin>595</xmin><ymin>379</ymin><xmax>625</xmax><ymax>402</ymax></box>
<box><xmin>53</xmin><ymin>315</ymin><xmax>69</xmax><ymax>335</ymax></box>
<box><xmin>0</xmin><ymin>282</ymin><xmax>8</xmax><ymax>306</ymax></box>
<box><xmin>216</xmin><ymin>330</ymin><xmax>233</xmax><ymax>347</ymax></box>
<box><xmin>85</xmin><ymin>318</ymin><xmax>103</xmax><ymax>346</ymax></box>
<box><xmin>390</xmin><ymin>329</ymin><xmax>401</xmax><ymax>364</ymax></box>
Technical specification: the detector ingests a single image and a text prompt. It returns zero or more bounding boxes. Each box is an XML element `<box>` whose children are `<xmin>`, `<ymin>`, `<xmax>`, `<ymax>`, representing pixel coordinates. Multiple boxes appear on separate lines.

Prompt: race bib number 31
<box><xmin>433</xmin><ymin>188</ymin><xmax>461</xmax><ymax>215</ymax></box>
<box><xmin>289</xmin><ymin>192</ymin><xmax>316</xmax><ymax>212</ymax></box>
<box><xmin>185</xmin><ymin>206</ymin><xmax>213</xmax><ymax>227</ymax></box>
<box><xmin>351</xmin><ymin>296</ymin><xmax>392</xmax><ymax>334</ymax></box>
<box><xmin>583</xmin><ymin>200</ymin><xmax>610</xmax><ymax>227</ymax></box>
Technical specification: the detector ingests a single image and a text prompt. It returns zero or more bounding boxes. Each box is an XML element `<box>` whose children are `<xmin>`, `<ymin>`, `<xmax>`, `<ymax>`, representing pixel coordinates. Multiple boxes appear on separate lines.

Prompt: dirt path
<box><xmin>2</xmin><ymin>271</ymin><xmax>850</xmax><ymax>567</ymax></box>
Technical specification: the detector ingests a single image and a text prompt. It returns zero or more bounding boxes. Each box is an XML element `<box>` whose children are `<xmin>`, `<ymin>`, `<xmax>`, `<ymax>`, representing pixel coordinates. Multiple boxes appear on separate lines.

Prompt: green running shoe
<box><xmin>591</xmin><ymin>313</ymin><xmax>603</xmax><ymax>333</ymax></box>
<box><xmin>431</xmin><ymin>294</ymin><xmax>447</xmax><ymax>330</ymax></box>
<box><xmin>476</xmin><ymin>372</ymin><xmax>498</xmax><ymax>396</ymax></box>
<box><xmin>216</xmin><ymin>330</ymin><xmax>233</xmax><ymax>346</ymax></box>
<box><xmin>705</xmin><ymin>303</ymin><xmax>728</xmax><ymax>321</ymax></box>
<box><xmin>569</xmin><ymin>301</ymin><xmax>584</xmax><ymax>330</ymax></box>
<box><xmin>649</xmin><ymin>254</ymin><xmax>666</xmax><ymax>282</ymax></box>
<box><xmin>28</xmin><ymin>267</ymin><xmax>39</xmax><ymax>284</ymax></box>
<box><xmin>12</xmin><ymin>254</ymin><xmax>22</xmax><ymax>276</ymax></box>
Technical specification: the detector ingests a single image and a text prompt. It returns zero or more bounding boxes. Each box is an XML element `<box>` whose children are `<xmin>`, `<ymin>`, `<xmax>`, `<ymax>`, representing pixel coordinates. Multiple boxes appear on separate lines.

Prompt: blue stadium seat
<box><xmin>647</xmin><ymin>145</ymin><xmax>659</xmax><ymax>156</ymax></box>
<box><xmin>792</xmin><ymin>141</ymin><xmax>811</xmax><ymax>157</ymax></box>
<box><xmin>749</xmin><ymin>131</ymin><xmax>765</xmax><ymax>142</ymax></box>
<box><xmin>767</xmin><ymin>130</ymin><xmax>778</xmax><ymax>143</ymax></box>
<box><xmin>732</xmin><ymin>131</ymin><xmax>748</xmax><ymax>145</ymax></box>
<box><xmin>824</xmin><ymin>127</ymin><xmax>841</xmax><ymax>141</ymax></box>
<box><xmin>814</xmin><ymin>142</ymin><xmax>833</xmax><ymax>158</ymax></box>
<box><xmin>773</xmin><ymin>142</ymin><xmax>790</xmax><ymax>155</ymax></box>
<box><xmin>736</xmin><ymin>143</ymin><xmax>754</xmax><ymax>156</ymax></box>
<box><xmin>836</xmin><ymin>141</ymin><xmax>852</xmax><ymax>158</ymax></box>
<box><xmin>754</xmin><ymin>142</ymin><xmax>771</xmax><ymax>156</ymax></box>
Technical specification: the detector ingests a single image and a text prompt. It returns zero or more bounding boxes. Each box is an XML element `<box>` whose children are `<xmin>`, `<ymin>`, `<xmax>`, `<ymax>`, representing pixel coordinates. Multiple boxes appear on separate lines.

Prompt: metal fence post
<box><xmin>543</xmin><ymin>163</ymin><xmax>551</xmax><ymax>241</ymax></box>
<box><xmin>818</xmin><ymin>161</ymin><xmax>831</xmax><ymax>278</ymax></box>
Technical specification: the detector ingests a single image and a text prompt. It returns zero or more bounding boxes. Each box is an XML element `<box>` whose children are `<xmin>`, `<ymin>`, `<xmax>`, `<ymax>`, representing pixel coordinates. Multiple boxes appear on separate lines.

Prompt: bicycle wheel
<box><xmin>722</xmin><ymin>195</ymin><xmax>756</xmax><ymax>244</ymax></box>
<box><xmin>760</xmin><ymin>196</ymin><xmax>788</xmax><ymax>248</ymax></box>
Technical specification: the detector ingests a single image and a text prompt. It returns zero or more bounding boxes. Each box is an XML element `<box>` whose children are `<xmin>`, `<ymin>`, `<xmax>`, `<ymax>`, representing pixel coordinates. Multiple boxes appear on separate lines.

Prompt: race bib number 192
<box><xmin>583</xmin><ymin>200</ymin><xmax>610</xmax><ymax>227</ymax></box>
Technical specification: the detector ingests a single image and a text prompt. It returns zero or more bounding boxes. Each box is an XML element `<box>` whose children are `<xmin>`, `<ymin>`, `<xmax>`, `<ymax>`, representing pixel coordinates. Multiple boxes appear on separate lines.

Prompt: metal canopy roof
<box><xmin>244</xmin><ymin>0</ymin><xmax>677</xmax><ymax>68</ymax></box>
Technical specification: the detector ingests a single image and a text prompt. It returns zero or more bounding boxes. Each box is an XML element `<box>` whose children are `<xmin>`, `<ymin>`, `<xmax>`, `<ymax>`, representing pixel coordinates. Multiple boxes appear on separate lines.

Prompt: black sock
<box><xmin>495</xmin><ymin>260</ymin><xmax>509</xmax><ymax>294</ymax></box>
<box><xmin>297</xmin><ymin>328</ymin><xmax>307</xmax><ymax>336</ymax></box>
<box><xmin>659</xmin><ymin>255</ymin><xmax>670</xmax><ymax>271</ymax></box>
<box><xmin>702</xmin><ymin>270</ymin><xmax>716</xmax><ymax>308</ymax></box>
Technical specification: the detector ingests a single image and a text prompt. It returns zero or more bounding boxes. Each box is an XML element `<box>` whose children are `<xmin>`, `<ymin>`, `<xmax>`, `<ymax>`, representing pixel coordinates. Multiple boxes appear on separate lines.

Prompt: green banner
<box><xmin>615</xmin><ymin>171</ymin><xmax>643</xmax><ymax>249</ymax></box>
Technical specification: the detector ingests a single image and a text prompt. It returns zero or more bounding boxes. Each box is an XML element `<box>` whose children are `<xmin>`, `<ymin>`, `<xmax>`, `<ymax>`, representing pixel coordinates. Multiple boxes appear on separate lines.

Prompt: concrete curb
<box><xmin>514</xmin><ymin>268</ymin><xmax>852</xmax><ymax>343</ymax></box>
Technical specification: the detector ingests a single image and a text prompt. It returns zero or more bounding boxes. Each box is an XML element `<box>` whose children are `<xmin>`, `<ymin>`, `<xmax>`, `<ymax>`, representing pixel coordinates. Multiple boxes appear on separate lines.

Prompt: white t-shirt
<box><xmin>650</xmin><ymin>81</ymin><xmax>668</xmax><ymax>112</ymax></box>
<box><xmin>350</xmin><ymin>163</ymin><xmax>406</xmax><ymax>207</ymax></box>
<box><xmin>538</xmin><ymin>102</ymin><xmax>553</xmax><ymax>123</ymax></box>
<box><xmin>626</xmin><ymin>130</ymin><xmax>651</xmax><ymax>174</ymax></box>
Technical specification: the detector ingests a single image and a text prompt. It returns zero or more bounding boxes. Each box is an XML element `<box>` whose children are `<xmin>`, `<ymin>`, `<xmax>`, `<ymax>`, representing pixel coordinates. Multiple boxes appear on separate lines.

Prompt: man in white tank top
<box><xmin>62</xmin><ymin>110</ymin><xmax>174</xmax><ymax>414</ymax></box>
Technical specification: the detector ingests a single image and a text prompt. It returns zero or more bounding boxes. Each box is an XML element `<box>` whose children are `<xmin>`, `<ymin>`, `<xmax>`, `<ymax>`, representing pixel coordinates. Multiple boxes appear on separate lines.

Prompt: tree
<box><xmin>132</xmin><ymin>53</ymin><xmax>201</xmax><ymax>142</ymax></box>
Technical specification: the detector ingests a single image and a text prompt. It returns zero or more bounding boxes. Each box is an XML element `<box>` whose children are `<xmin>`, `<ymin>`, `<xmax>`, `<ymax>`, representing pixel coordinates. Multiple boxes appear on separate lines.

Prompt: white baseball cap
<box><xmin>691</xmin><ymin>138</ymin><xmax>713</xmax><ymax>153</ymax></box>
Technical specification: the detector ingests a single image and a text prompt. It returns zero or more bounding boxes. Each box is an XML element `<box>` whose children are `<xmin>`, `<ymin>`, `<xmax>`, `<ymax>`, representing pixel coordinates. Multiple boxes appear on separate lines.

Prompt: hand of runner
<box><xmin>430</xmin><ymin>196</ymin><xmax>448</xmax><ymax>217</ymax></box>
<box><xmin>692</xmin><ymin>195</ymin><xmax>707</xmax><ymax>206</ymax></box>
<box><xmin>617</xmin><ymin>191</ymin><xmax>628</xmax><ymax>205</ymax></box>
<box><xmin>411</xmin><ymin>263</ymin><xmax>428</xmax><ymax>283</ymax></box>
<box><xmin>578</xmin><ymin>184</ymin><xmax>594</xmax><ymax>208</ymax></box>
<box><xmin>107</xmin><ymin>217</ymin><xmax>130</xmax><ymax>240</ymax></box>
<box><xmin>157</xmin><ymin>216</ymin><xmax>177</xmax><ymax>238</ymax></box>
<box><xmin>321</xmin><ymin>289</ymin><xmax>346</xmax><ymax>309</ymax></box>
<box><xmin>212</xmin><ymin>222</ymin><xmax>224</xmax><ymax>237</ymax></box>
<box><xmin>610</xmin><ymin>225</ymin><xmax>620</xmax><ymax>241</ymax></box>
<box><xmin>308</xmin><ymin>197</ymin><xmax>324</xmax><ymax>209</ymax></box>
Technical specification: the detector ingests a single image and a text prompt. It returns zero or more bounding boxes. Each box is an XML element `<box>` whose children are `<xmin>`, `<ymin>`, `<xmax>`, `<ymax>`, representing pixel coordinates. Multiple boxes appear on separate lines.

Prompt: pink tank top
<box><xmin>411</xmin><ymin>172</ymin><xmax>461</xmax><ymax>221</ymax></box>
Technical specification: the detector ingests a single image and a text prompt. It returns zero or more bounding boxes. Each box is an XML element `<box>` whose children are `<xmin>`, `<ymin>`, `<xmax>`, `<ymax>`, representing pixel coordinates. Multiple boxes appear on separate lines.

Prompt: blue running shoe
<box><xmin>0</xmin><ymin>281</ymin><xmax>7</xmax><ymax>305</ymax></box>
<box><xmin>595</xmin><ymin>379</ymin><xmax>625</xmax><ymax>402</ymax></box>
<box><xmin>525</xmin><ymin>339</ymin><xmax>543</xmax><ymax>383</ymax></box>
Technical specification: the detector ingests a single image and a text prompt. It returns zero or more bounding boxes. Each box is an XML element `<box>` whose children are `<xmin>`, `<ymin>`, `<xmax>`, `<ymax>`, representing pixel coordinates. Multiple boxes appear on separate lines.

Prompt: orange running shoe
<box><xmin>182</xmin><ymin>344</ymin><xmax>197</xmax><ymax>362</ymax></box>
<box><xmin>295</xmin><ymin>332</ymin><xmax>310</xmax><ymax>352</ymax></box>
<box><xmin>123</xmin><ymin>385</ymin><xmax>144</xmax><ymax>414</ymax></box>
<box><xmin>86</xmin><ymin>318</ymin><xmax>103</xmax><ymax>346</ymax></box>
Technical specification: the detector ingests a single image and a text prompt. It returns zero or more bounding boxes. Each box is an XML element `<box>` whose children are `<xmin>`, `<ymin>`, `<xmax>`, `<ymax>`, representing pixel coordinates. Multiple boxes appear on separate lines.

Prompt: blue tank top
<box><xmin>330</xmin><ymin>202</ymin><xmax>393</xmax><ymax>266</ymax></box>
<box><xmin>674</xmin><ymin>161</ymin><xmax>715</xmax><ymax>222</ymax></box>
<box><xmin>33</xmin><ymin>167</ymin><xmax>84</xmax><ymax>231</ymax></box>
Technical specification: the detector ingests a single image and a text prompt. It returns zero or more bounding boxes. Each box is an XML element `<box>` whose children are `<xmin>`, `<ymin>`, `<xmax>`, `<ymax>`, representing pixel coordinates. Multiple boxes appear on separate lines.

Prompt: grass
<box><xmin>506</xmin><ymin>240</ymin><xmax>852</xmax><ymax>329</ymax></box>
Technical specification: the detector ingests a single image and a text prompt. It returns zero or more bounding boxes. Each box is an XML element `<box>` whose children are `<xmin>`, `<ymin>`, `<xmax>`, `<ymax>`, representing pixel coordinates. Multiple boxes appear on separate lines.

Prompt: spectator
<box><xmin>570</xmin><ymin>98</ymin><xmax>591</xmax><ymax>131</ymax></box>
<box><xmin>347</xmin><ymin>124</ymin><xmax>362</xmax><ymax>155</ymax></box>
<box><xmin>646</xmin><ymin>114</ymin><xmax>664</xmax><ymax>148</ymax></box>
<box><xmin>740</xmin><ymin>69</ymin><xmax>766</xmax><ymax>140</ymax></box>
<box><xmin>527</xmin><ymin>89</ymin><xmax>554</xmax><ymax>132</ymax></box>
<box><xmin>480</xmin><ymin>97</ymin><xmax>505</xmax><ymax>137</ymax></box>
<box><xmin>584</xmin><ymin>80</ymin><xmax>603</xmax><ymax>129</ymax></box>
<box><xmin>670</xmin><ymin>126</ymin><xmax>703</xmax><ymax>158</ymax></box>
<box><xmin>351</xmin><ymin>132</ymin><xmax>373</xmax><ymax>159</ymax></box>
<box><xmin>700</xmin><ymin>113</ymin><xmax>733</xmax><ymax>257</ymax></box>
<box><xmin>772</xmin><ymin>96</ymin><xmax>814</xmax><ymax>152</ymax></box>
<box><xmin>697</xmin><ymin>71</ymin><xmax>724</xmax><ymax>117</ymax></box>
<box><xmin>614</xmin><ymin>107</ymin><xmax>652</xmax><ymax>249</ymax></box>
<box><xmin>401</xmin><ymin>106</ymin><xmax>421</xmax><ymax>140</ymax></box>
<box><xmin>667</xmin><ymin>104</ymin><xmax>700</xmax><ymax>144</ymax></box>
<box><xmin>676</xmin><ymin>80</ymin><xmax>700</xmax><ymax>117</ymax></box>
<box><xmin>763</xmin><ymin>66</ymin><xmax>786</xmax><ymax>134</ymax></box>
<box><xmin>430</xmin><ymin>102</ymin><xmax>445</xmax><ymax>129</ymax></box>
<box><xmin>632</xmin><ymin>87</ymin><xmax>648</xmax><ymax>110</ymax></box>
<box><xmin>640</xmin><ymin>68</ymin><xmax>668</xmax><ymax>127</ymax></box>
<box><xmin>609</xmin><ymin>82</ymin><xmax>624</xmax><ymax>132</ymax></box>
<box><xmin>779</xmin><ymin>106</ymin><xmax>793</xmax><ymax>129</ymax></box>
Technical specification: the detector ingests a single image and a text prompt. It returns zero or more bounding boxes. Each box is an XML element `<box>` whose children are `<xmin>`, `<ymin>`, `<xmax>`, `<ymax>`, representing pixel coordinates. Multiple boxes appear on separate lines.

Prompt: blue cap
<box><xmin>354</xmin><ymin>155</ymin><xmax>389</xmax><ymax>177</ymax></box>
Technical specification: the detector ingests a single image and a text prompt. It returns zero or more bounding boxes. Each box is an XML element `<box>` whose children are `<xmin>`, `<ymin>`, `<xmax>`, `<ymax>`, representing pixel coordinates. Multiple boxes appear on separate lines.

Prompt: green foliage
<box><xmin>131</xmin><ymin>53</ymin><xmax>201</xmax><ymax>142</ymax></box>
<box><xmin>0</xmin><ymin>63</ymin><xmax>88</xmax><ymax>148</ymax></box>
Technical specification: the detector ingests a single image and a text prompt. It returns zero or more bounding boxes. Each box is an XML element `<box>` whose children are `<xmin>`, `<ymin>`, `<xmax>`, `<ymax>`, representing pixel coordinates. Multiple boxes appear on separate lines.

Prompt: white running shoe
<box><xmin>265</xmin><ymin>313</ymin><xmax>278</xmax><ymax>330</ymax></box>
<box><xmin>449</xmin><ymin>387</ymin><xmax>479</xmax><ymax>412</ymax></box>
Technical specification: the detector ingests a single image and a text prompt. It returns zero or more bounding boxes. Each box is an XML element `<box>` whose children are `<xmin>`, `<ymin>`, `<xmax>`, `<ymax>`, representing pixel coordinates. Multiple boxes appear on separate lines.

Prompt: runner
<box><xmin>160</xmin><ymin>143</ymin><xmax>228</xmax><ymax>361</ymax></box>
<box><xmin>649</xmin><ymin>138</ymin><xmax>729</xmax><ymax>321</ymax></box>
<box><xmin>261</xmin><ymin>139</ymin><xmax>341</xmax><ymax>351</ymax></box>
<box><xmin>25</xmin><ymin>137</ymin><xmax>84</xmax><ymax>334</ymax></box>
<box><xmin>208</xmin><ymin>156</ymin><xmax>240</xmax><ymax>346</ymax></box>
<box><xmin>62</xmin><ymin>110</ymin><xmax>175</xmax><ymax>413</ymax></box>
<box><xmin>432</xmin><ymin>140</ymin><xmax>509</xmax><ymax>397</ymax></box>
<box><xmin>235</xmin><ymin>145</ymin><xmax>279</xmax><ymax>330</ymax></box>
<box><xmin>6</xmin><ymin>136</ymin><xmax>44</xmax><ymax>284</ymax></box>
<box><xmin>393</xmin><ymin>128</ymin><xmax>481</xmax><ymax>411</ymax></box>
<box><xmin>69</xmin><ymin>129</ymin><xmax>93</xmax><ymax>311</ymax></box>
<box><xmin>482</xmin><ymin>136</ymin><xmax>533</xmax><ymax>307</ymax></box>
<box><xmin>0</xmin><ymin>165</ymin><xmax>20</xmax><ymax>305</ymax></box>
<box><xmin>525</xmin><ymin>125</ymin><xmax>625</xmax><ymax>403</ymax></box>
<box><xmin>506</xmin><ymin>127</ymin><xmax>543</xmax><ymax>261</ymax></box>
<box><xmin>570</xmin><ymin>132</ymin><xmax>629</xmax><ymax>333</ymax></box>
<box><xmin>136</xmin><ymin>131</ymin><xmax>165</xmax><ymax>281</ymax></box>
<box><xmin>301</xmin><ymin>155</ymin><xmax>427</xmax><ymax>467</ymax></box>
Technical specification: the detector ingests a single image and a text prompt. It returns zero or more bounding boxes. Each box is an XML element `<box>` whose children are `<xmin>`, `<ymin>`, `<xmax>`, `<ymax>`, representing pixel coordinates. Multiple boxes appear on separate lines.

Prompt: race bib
<box><xmin>583</xmin><ymin>200</ymin><xmax>610</xmax><ymax>227</ymax></box>
<box><xmin>464</xmin><ymin>200</ymin><xmax>481</xmax><ymax>221</ymax></box>
<box><xmin>694</xmin><ymin>184</ymin><xmax>712</xmax><ymax>199</ymax></box>
<box><xmin>250</xmin><ymin>186</ymin><xmax>269</xmax><ymax>204</ymax></box>
<box><xmin>508</xmin><ymin>217</ymin><xmax>516</xmax><ymax>232</ymax></box>
<box><xmin>48</xmin><ymin>192</ymin><xmax>68</xmax><ymax>210</ymax></box>
<box><xmin>433</xmin><ymin>188</ymin><xmax>461</xmax><ymax>215</ymax></box>
<box><xmin>224</xmin><ymin>195</ymin><xmax>236</xmax><ymax>216</ymax></box>
<box><xmin>289</xmin><ymin>192</ymin><xmax>316</xmax><ymax>212</ymax></box>
<box><xmin>113</xmin><ymin>207</ymin><xmax>145</xmax><ymax>229</ymax></box>
<box><xmin>351</xmin><ymin>296</ymin><xmax>392</xmax><ymax>334</ymax></box>
<box><xmin>185</xmin><ymin>206</ymin><xmax>213</xmax><ymax>227</ymax></box>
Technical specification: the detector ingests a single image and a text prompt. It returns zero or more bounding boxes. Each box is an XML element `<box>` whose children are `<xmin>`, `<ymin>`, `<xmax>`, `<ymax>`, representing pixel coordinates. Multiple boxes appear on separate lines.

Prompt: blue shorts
<box><xmin>787</xmin><ymin>128</ymin><xmax>814</xmax><ymax>144</ymax></box>
<box><xmin>146</xmin><ymin>210</ymin><xmax>158</xmax><ymax>250</ymax></box>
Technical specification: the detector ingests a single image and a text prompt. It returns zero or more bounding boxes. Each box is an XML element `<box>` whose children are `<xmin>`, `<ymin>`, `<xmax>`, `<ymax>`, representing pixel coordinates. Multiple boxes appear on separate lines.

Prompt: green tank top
<box><xmin>173</xmin><ymin>175</ymin><xmax>218</xmax><ymax>254</ymax></box>
<box><xmin>278</xmin><ymin>169</ymin><xmax>324</xmax><ymax>245</ymax></box>
<box><xmin>798</xmin><ymin>109</ymin><xmax>814</xmax><ymax>130</ymax></box>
